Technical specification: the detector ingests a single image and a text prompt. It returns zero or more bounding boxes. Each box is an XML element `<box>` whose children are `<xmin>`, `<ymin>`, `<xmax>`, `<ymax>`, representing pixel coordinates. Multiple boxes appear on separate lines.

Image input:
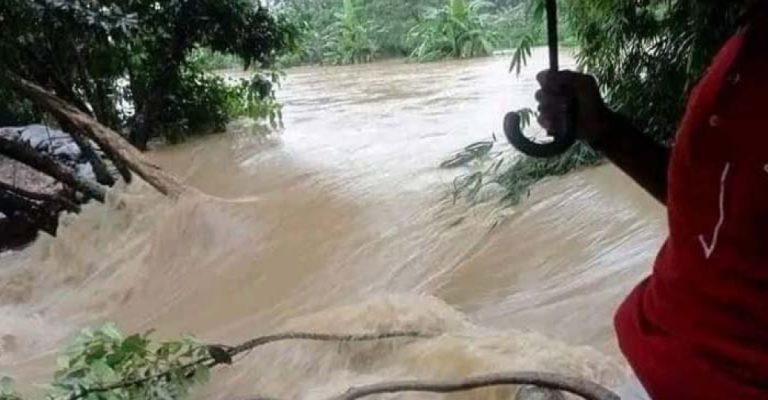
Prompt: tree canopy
<box><xmin>0</xmin><ymin>0</ymin><xmax>297</xmax><ymax>148</ymax></box>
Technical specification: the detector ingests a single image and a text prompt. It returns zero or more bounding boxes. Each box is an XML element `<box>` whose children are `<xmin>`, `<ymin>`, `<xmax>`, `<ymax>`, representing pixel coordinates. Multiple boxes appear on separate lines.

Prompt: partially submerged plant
<box><xmin>50</xmin><ymin>324</ymin><xmax>210</xmax><ymax>400</ymax></box>
<box><xmin>443</xmin><ymin>109</ymin><xmax>602</xmax><ymax>205</ymax></box>
<box><xmin>1</xmin><ymin>323</ymin><xmax>618</xmax><ymax>400</ymax></box>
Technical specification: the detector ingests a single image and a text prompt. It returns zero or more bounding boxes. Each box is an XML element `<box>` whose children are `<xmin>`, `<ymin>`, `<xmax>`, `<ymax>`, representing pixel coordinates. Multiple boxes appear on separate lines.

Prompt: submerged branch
<box><xmin>64</xmin><ymin>329</ymin><xmax>619</xmax><ymax>400</ymax></box>
<box><xmin>226</xmin><ymin>331</ymin><xmax>429</xmax><ymax>357</ymax></box>
<box><xmin>67</xmin><ymin>331</ymin><xmax>426</xmax><ymax>400</ymax></box>
<box><xmin>328</xmin><ymin>372</ymin><xmax>620</xmax><ymax>400</ymax></box>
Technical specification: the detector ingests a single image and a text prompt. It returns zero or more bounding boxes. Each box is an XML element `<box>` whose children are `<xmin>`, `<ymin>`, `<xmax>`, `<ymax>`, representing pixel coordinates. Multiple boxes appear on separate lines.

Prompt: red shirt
<box><xmin>615</xmin><ymin>28</ymin><xmax>768</xmax><ymax>399</ymax></box>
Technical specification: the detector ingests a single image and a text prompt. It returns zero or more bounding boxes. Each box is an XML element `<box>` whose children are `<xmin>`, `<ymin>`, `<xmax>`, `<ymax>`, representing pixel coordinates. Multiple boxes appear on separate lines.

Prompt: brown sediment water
<box><xmin>0</xmin><ymin>49</ymin><xmax>665</xmax><ymax>399</ymax></box>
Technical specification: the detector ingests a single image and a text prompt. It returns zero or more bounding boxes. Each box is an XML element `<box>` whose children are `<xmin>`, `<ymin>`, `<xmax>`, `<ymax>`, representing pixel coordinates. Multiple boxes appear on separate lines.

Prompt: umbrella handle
<box><xmin>504</xmin><ymin>0</ymin><xmax>577</xmax><ymax>158</ymax></box>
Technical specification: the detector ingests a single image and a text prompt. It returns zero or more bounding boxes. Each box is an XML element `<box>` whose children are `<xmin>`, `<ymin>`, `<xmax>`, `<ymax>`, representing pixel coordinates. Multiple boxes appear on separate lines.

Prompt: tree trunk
<box><xmin>130</xmin><ymin>21</ymin><xmax>189</xmax><ymax>150</ymax></box>
<box><xmin>0</xmin><ymin>136</ymin><xmax>106</xmax><ymax>202</ymax></box>
<box><xmin>2</xmin><ymin>73</ymin><xmax>190</xmax><ymax>198</ymax></box>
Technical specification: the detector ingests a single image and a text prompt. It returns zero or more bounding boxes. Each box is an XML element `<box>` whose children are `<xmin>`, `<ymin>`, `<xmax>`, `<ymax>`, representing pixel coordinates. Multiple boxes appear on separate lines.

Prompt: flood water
<box><xmin>0</xmin><ymin>49</ymin><xmax>666</xmax><ymax>398</ymax></box>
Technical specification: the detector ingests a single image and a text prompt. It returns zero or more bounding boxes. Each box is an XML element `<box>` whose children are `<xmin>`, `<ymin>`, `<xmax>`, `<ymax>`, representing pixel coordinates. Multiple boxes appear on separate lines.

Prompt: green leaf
<box><xmin>99</xmin><ymin>323</ymin><xmax>123</xmax><ymax>342</ymax></box>
<box><xmin>192</xmin><ymin>366</ymin><xmax>210</xmax><ymax>385</ymax></box>
<box><xmin>56</xmin><ymin>356</ymin><xmax>71</xmax><ymax>370</ymax></box>
<box><xmin>0</xmin><ymin>376</ymin><xmax>15</xmax><ymax>394</ymax></box>
<box><xmin>90</xmin><ymin>360</ymin><xmax>118</xmax><ymax>383</ymax></box>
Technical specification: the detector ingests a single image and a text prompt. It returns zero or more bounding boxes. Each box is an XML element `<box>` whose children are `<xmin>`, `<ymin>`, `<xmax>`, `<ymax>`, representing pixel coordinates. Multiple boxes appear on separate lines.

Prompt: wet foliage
<box><xmin>0</xmin><ymin>324</ymin><xmax>614</xmax><ymax>400</ymax></box>
<box><xmin>408</xmin><ymin>0</ymin><xmax>500</xmax><ymax>62</ymax></box>
<box><xmin>0</xmin><ymin>0</ymin><xmax>298</xmax><ymax>148</ymax></box>
<box><xmin>274</xmin><ymin>0</ymin><xmax>538</xmax><ymax>65</ymax></box>
<box><xmin>0</xmin><ymin>324</ymin><xmax>211</xmax><ymax>400</ymax></box>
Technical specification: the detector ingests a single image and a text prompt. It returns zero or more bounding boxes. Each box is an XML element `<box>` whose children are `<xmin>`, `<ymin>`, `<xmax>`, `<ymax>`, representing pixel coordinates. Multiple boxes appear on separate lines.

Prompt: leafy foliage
<box><xmin>1</xmin><ymin>324</ymin><xmax>210</xmax><ymax>400</ymax></box>
<box><xmin>224</xmin><ymin>72</ymin><xmax>285</xmax><ymax>130</ymax></box>
<box><xmin>0</xmin><ymin>377</ymin><xmax>23</xmax><ymax>400</ymax></box>
<box><xmin>51</xmin><ymin>324</ymin><xmax>209</xmax><ymax>400</ymax></box>
<box><xmin>566</xmin><ymin>0</ymin><xmax>748</xmax><ymax>142</ymax></box>
<box><xmin>0</xmin><ymin>0</ymin><xmax>296</xmax><ymax>148</ymax></box>
<box><xmin>323</xmin><ymin>0</ymin><xmax>378</xmax><ymax>65</ymax></box>
<box><xmin>445</xmin><ymin>137</ymin><xmax>601</xmax><ymax>204</ymax></box>
<box><xmin>441</xmin><ymin>141</ymin><xmax>495</xmax><ymax>169</ymax></box>
<box><xmin>274</xmin><ymin>0</ymin><xmax>537</xmax><ymax>65</ymax></box>
<box><xmin>0</xmin><ymin>325</ymin><xmax>432</xmax><ymax>400</ymax></box>
<box><xmin>408</xmin><ymin>0</ymin><xmax>500</xmax><ymax>61</ymax></box>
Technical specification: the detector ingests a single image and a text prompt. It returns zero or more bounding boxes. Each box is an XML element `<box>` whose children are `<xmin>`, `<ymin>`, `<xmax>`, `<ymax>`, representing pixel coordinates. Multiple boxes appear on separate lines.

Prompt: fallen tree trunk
<box><xmin>2</xmin><ymin>74</ymin><xmax>188</xmax><ymax>198</ymax></box>
<box><xmin>0</xmin><ymin>136</ymin><xmax>106</xmax><ymax>202</ymax></box>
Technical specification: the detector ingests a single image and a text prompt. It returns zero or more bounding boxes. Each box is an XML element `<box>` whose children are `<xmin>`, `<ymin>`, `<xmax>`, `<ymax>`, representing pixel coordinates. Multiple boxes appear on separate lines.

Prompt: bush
<box><xmin>408</xmin><ymin>0</ymin><xmax>500</xmax><ymax>62</ymax></box>
<box><xmin>0</xmin><ymin>0</ymin><xmax>297</xmax><ymax>149</ymax></box>
<box><xmin>187</xmin><ymin>48</ymin><xmax>243</xmax><ymax>71</ymax></box>
<box><xmin>0</xmin><ymin>324</ymin><xmax>210</xmax><ymax>400</ymax></box>
<box><xmin>322</xmin><ymin>0</ymin><xmax>379</xmax><ymax>65</ymax></box>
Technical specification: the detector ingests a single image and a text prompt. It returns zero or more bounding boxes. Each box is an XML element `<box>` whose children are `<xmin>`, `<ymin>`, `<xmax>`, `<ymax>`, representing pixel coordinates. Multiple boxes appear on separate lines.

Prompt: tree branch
<box><xmin>1</xmin><ymin>73</ymin><xmax>189</xmax><ymax>198</ymax></box>
<box><xmin>327</xmin><ymin>372</ymin><xmax>620</xmax><ymax>400</ymax></box>
<box><xmin>67</xmin><ymin>331</ymin><xmax>426</xmax><ymax>400</ymax></box>
<box><xmin>0</xmin><ymin>136</ymin><xmax>106</xmax><ymax>202</ymax></box>
<box><xmin>227</xmin><ymin>331</ymin><xmax>429</xmax><ymax>357</ymax></box>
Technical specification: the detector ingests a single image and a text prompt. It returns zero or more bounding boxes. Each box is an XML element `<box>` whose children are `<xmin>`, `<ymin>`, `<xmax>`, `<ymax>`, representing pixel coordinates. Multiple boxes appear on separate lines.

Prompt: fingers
<box><xmin>535</xmin><ymin>89</ymin><xmax>570</xmax><ymax>113</ymax></box>
<box><xmin>535</xmin><ymin>79</ymin><xmax>571</xmax><ymax>132</ymax></box>
<box><xmin>536</xmin><ymin>69</ymin><xmax>596</xmax><ymax>95</ymax></box>
<box><xmin>536</xmin><ymin>94</ymin><xmax>569</xmax><ymax>132</ymax></box>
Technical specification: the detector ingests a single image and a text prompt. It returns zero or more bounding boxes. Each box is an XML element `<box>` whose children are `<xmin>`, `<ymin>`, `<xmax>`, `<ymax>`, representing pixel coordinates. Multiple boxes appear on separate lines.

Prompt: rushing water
<box><xmin>0</xmin><ymin>49</ymin><xmax>665</xmax><ymax>398</ymax></box>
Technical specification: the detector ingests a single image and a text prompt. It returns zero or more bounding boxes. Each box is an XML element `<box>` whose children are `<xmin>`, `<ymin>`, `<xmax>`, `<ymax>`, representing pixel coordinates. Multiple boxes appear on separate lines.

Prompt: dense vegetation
<box><xmin>0</xmin><ymin>0</ymin><xmax>297</xmax><ymax>149</ymax></box>
<box><xmin>274</xmin><ymin>0</ymin><xmax>542</xmax><ymax>65</ymax></box>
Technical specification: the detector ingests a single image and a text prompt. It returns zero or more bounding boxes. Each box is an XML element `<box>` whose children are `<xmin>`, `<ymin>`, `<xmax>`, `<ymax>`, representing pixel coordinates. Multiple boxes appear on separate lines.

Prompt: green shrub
<box><xmin>187</xmin><ymin>48</ymin><xmax>243</xmax><ymax>71</ymax></box>
<box><xmin>408</xmin><ymin>0</ymin><xmax>500</xmax><ymax>62</ymax></box>
<box><xmin>323</xmin><ymin>0</ymin><xmax>379</xmax><ymax>65</ymax></box>
<box><xmin>0</xmin><ymin>377</ymin><xmax>23</xmax><ymax>400</ymax></box>
<box><xmin>0</xmin><ymin>324</ymin><xmax>210</xmax><ymax>400</ymax></box>
<box><xmin>156</xmin><ymin>62</ymin><xmax>283</xmax><ymax>144</ymax></box>
<box><xmin>0</xmin><ymin>0</ymin><xmax>295</xmax><ymax>149</ymax></box>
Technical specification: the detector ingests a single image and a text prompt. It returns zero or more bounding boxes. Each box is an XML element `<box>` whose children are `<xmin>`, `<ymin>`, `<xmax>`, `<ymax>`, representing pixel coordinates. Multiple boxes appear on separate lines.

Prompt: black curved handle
<box><xmin>503</xmin><ymin>109</ymin><xmax>577</xmax><ymax>158</ymax></box>
<box><xmin>503</xmin><ymin>0</ymin><xmax>577</xmax><ymax>158</ymax></box>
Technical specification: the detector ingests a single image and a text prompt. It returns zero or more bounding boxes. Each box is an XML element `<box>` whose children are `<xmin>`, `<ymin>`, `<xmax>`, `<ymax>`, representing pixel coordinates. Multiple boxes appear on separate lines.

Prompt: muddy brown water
<box><xmin>0</xmin><ymin>49</ymin><xmax>665</xmax><ymax>399</ymax></box>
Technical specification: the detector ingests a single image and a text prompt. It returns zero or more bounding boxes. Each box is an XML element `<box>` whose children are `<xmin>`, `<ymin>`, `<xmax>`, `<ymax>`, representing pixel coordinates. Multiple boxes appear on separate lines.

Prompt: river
<box><xmin>0</xmin><ymin>49</ymin><xmax>665</xmax><ymax>398</ymax></box>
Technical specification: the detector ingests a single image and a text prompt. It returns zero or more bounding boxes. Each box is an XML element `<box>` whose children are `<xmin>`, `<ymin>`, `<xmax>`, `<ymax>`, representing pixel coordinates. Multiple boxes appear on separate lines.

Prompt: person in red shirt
<box><xmin>535</xmin><ymin>4</ymin><xmax>768</xmax><ymax>400</ymax></box>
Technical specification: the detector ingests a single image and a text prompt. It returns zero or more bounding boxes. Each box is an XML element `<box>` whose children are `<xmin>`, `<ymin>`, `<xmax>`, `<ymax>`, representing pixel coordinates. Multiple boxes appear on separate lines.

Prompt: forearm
<box><xmin>589</xmin><ymin>114</ymin><xmax>671</xmax><ymax>205</ymax></box>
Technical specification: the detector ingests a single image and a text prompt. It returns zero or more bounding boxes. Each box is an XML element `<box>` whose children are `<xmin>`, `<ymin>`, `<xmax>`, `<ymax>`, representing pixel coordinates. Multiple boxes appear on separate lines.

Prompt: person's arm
<box><xmin>535</xmin><ymin>70</ymin><xmax>670</xmax><ymax>205</ymax></box>
<box><xmin>588</xmin><ymin>113</ymin><xmax>670</xmax><ymax>204</ymax></box>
